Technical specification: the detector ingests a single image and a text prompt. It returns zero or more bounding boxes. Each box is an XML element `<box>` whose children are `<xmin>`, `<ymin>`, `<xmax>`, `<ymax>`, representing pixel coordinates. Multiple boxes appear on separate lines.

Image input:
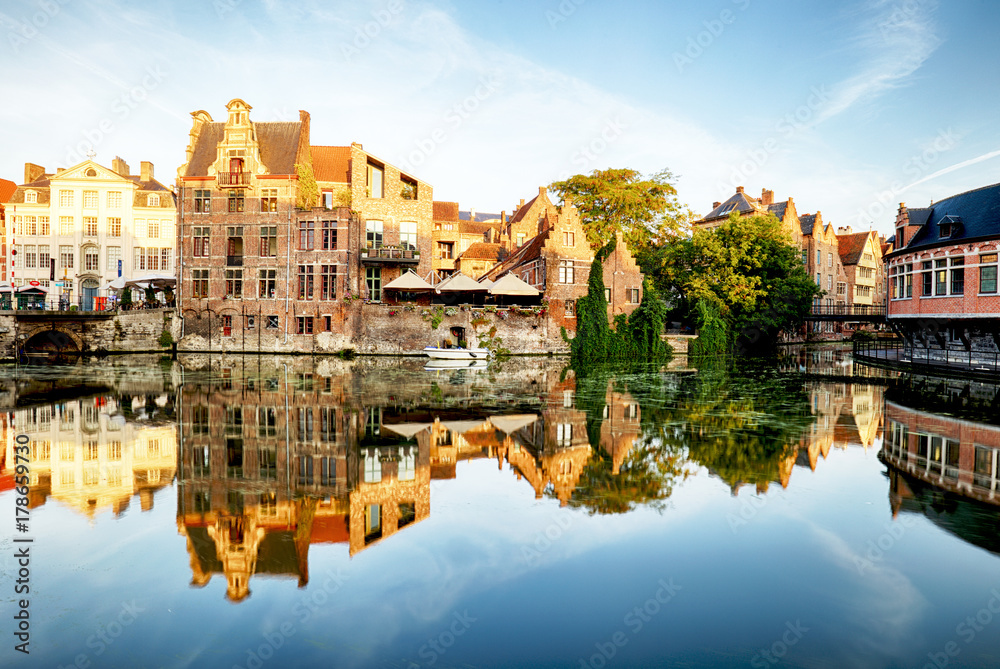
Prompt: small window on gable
<box><xmin>85</xmin><ymin>168</ymin><xmax>97</xmax><ymax>177</ymax></box>
<box><xmin>939</xmin><ymin>215</ymin><xmax>961</xmax><ymax>239</ymax></box>
<box><xmin>25</xmin><ymin>191</ymin><xmax>37</xmax><ymax>203</ymax></box>
<box><xmin>148</xmin><ymin>194</ymin><xmax>160</xmax><ymax>207</ymax></box>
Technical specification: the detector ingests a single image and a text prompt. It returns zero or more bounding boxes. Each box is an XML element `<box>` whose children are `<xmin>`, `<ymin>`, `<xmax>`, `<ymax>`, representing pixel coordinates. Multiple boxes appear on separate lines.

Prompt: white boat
<box><xmin>423</xmin><ymin>358</ymin><xmax>489</xmax><ymax>371</ymax></box>
<box><xmin>422</xmin><ymin>346</ymin><xmax>490</xmax><ymax>360</ymax></box>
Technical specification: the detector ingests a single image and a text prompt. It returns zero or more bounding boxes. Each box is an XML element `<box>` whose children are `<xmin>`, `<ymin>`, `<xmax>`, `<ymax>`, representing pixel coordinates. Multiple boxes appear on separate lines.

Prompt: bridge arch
<box><xmin>21</xmin><ymin>325</ymin><xmax>84</xmax><ymax>355</ymax></box>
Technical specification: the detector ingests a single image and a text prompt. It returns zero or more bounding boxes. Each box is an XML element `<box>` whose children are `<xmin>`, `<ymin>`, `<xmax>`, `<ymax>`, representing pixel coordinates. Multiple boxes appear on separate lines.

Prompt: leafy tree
<box><xmin>295</xmin><ymin>162</ymin><xmax>319</xmax><ymax>210</ymax></box>
<box><xmin>658</xmin><ymin>213</ymin><xmax>821</xmax><ymax>352</ymax></box>
<box><xmin>549</xmin><ymin>168</ymin><xmax>693</xmax><ymax>253</ymax></box>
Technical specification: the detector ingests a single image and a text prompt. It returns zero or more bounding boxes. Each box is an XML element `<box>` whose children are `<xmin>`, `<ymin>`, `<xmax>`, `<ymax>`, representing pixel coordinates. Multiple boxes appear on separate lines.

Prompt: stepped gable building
<box><xmin>0</xmin><ymin>177</ymin><xmax>16</xmax><ymax>281</ymax></box>
<box><xmin>8</xmin><ymin>157</ymin><xmax>175</xmax><ymax>308</ymax></box>
<box><xmin>483</xmin><ymin>188</ymin><xmax>644</xmax><ymax>329</ymax></box>
<box><xmin>836</xmin><ymin>228</ymin><xmax>884</xmax><ymax>310</ymax></box>
<box><xmin>887</xmin><ymin>184</ymin><xmax>1000</xmax><ymax>354</ymax></box>
<box><xmin>431</xmin><ymin>202</ymin><xmax>500</xmax><ymax>280</ymax></box>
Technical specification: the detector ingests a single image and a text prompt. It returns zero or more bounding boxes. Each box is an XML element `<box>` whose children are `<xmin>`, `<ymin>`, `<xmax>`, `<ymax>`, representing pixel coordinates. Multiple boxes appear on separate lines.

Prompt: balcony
<box><xmin>226</xmin><ymin>255</ymin><xmax>243</xmax><ymax>267</ymax></box>
<box><xmin>217</xmin><ymin>171</ymin><xmax>251</xmax><ymax>187</ymax></box>
<box><xmin>361</xmin><ymin>245</ymin><xmax>420</xmax><ymax>265</ymax></box>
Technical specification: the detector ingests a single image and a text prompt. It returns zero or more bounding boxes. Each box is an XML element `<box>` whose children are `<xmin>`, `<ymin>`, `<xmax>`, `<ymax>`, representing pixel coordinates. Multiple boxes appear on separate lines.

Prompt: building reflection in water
<box><xmin>1</xmin><ymin>395</ymin><xmax>177</xmax><ymax>518</ymax></box>
<box><xmin>881</xmin><ymin>379</ymin><xmax>1000</xmax><ymax>554</ymax></box>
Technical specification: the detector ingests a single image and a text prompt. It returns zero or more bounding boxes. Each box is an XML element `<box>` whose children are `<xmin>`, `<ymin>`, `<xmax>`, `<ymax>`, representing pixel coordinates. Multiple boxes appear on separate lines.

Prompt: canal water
<box><xmin>2</xmin><ymin>348</ymin><xmax>1000</xmax><ymax>668</ymax></box>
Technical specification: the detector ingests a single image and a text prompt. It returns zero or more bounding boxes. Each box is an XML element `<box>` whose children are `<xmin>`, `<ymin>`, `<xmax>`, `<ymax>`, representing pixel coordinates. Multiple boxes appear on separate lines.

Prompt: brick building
<box><xmin>483</xmin><ymin>190</ymin><xmax>644</xmax><ymax>328</ymax></box>
<box><xmin>836</xmin><ymin>228</ymin><xmax>884</xmax><ymax>310</ymax></box>
<box><xmin>0</xmin><ymin>178</ymin><xmax>15</xmax><ymax>281</ymax></box>
<box><xmin>431</xmin><ymin>201</ymin><xmax>502</xmax><ymax>280</ymax></box>
<box><xmin>886</xmin><ymin>183</ymin><xmax>1000</xmax><ymax>357</ymax></box>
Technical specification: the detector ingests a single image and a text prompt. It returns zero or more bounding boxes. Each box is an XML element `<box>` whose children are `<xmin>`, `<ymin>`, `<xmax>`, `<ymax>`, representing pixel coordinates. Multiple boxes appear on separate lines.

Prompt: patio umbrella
<box><xmin>477</xmin><ymin>277</ymin><xmax>494</xmax><ymax>288</ymax></box>
<box><xmin>103</xmin><ymin>277</ymin><xmax>127</xmax><ymax>291</ymax></box>
<box><xmin>488</xmin><ymin>273</ymin><xmax>539</xmax><ymax>296</ymax></box>
<box><xmin>382</xmin><ymin>422</ymin><xmax>433</xmax><ymax>438</ymax></box>
<box><xmin>384</xmin><ymin>270</ymin><xmax>434</xmax><ymax>291</ymax></box>
<box><xmin>489</xmin><ymin>414</ymin><xmax>538</xmax><ymax>434</ymax></box>
<box><xmin>436</xmin><ymin>273</ymin><xmax>488</xmax><ymax>293</ymax></box>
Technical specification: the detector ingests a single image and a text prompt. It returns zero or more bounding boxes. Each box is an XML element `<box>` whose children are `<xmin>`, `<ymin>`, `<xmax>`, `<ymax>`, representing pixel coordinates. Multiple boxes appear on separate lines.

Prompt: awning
<box><xmin>15</xmin><ymin>285</ymin><xmax>48</xmax><ymax>294</ymax></box>
<box><xmin>126</xmin><ymin>273</ymin><xmax>176</xmax><ymax>289</ymax></box>
<box><xmin>489</xmin><ymin>414</ymin><xmax>539</xmax><ymax>434</ymax></box>
<box><xmin>382</xmin><ymin>422</ymin><xmax>433</xmax><ymax>438</ymax></box>
<box><xmin>488</xmin><ymin>273</ymin><xmax>540</xmax><ymax>296</ymax></box>
<box><xmin>384</xmin><ymin>270</ymin><xmax>434</xmax><ymax>291</ymax></box>
<box><xmin>0</xmin><ymin>283</ymin><xmax>11</xmax><ymax>293</ymax></box>
<box><xmin>103</xmin><ymin>277</ymin><xmax>127</xmax><ymax>291</ymax></box>
<box><xmin>436</xmin><ymin>273</ymin><xmax>488</xmax><ymax>293</ymax></box>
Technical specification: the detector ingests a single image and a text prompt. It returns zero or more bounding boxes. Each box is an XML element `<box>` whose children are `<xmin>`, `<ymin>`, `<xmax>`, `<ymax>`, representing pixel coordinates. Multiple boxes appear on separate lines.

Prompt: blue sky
<box><xmin>2</xmin><ymin>0</ymin><xmax>999</xmax><ymax>236</ymax></box>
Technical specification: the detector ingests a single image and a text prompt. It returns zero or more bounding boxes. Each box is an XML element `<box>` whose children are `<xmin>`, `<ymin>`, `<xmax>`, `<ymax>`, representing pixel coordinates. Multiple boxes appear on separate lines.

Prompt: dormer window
<box><xmin>939</xmin><ymin>215</ymin><xmax>961</xmax><ymax>239</ymax></box>
<box><xmin>148</xmin><ymin>194</ymin><xmax>160</xmax><ymax>207</ymax></box>
<box><xmin>25</xmin><ymin>191</ymin><xmax>37</xmax><ymax>204</ymax></box>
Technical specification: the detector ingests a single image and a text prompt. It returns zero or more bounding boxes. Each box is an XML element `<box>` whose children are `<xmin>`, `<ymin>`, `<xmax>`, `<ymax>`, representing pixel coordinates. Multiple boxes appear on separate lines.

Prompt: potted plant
<box><xmin>120</xmin><ymin>288</ymin><xmax>133</xmax><ymax>311</ymax></box>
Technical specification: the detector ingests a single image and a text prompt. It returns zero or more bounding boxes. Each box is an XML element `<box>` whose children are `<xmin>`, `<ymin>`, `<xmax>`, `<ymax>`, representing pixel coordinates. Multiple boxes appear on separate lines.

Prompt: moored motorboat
<box><xmin>422</xmin><ymin>346</ymin><xmax>490</xmax><ymax>360</ymax></box>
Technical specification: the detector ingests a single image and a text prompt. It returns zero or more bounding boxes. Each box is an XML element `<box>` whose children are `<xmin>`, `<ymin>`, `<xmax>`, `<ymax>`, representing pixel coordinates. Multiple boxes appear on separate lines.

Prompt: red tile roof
<box><xmin>508</xmin><ymin>194</ymin><xmax>540</xmax><ymax>225</ymax></box>
<box><xmin>434</xmin><ymin>201</ymin><xmax>460</xmax><ymax>222</ymax></box>
<box><xmin>0</xmin><ymin>178</ymin><xmax>16</xmax><ymax>203</ymax></box>
<box><xmin>837</xmin><ymin>231</ymin><xmax>874</xmax><ymax>265</ymax></box>
<box><xmin>311</xmin><ymin>146</ymin><xmax>351</xmax><ymax>183</ymax></box>
<box><xmin>460</xmin><ymin>242</ymin><xmax>503</xmax><ymax>261</ymax></box>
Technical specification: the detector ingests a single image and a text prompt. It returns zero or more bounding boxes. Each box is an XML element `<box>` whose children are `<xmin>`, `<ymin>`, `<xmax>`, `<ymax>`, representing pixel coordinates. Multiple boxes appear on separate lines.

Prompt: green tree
<box><xmin>295</xmin><ymin>162</ymin><xmax>319</xmax><ymax>210</ymax></box>
<box><xmin>549</xmin><ymin>168</ymin><xmax>693</xmax><ymax>253</ymax></box>
<box><xmin>659</xmin><ymin>213</ymin><xmax>821</xmax><ymax>352</ymax></box>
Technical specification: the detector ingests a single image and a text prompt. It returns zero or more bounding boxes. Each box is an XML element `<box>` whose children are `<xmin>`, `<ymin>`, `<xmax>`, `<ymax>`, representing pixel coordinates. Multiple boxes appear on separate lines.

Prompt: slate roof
<box><xmin>767</xmin><ymin>202</ymin><xmax>788</xmax><ymax>220</ymax></box>
<box><xmin>127</xmin><ymin>176</ymin><xmax>172</xmax><ymax>193</ymax></box>
<box><xmin>893</xmin><ymin>182</ymin><xmax>1000</xmax><ymax>256</ymax></box>
<box><xmin>905</xmin><ymin>207</ymin><xmax>932</xmax><ymax>229</ymax></box>
<box><xmin>460</xmin><ymin>210</ymin><xmax>500</xmax><ymax>222</ymax></box>
<box><xmin>700</xmin><ymin>191</ymin><xmax>765</xmax><ymax>221</ymax></box>
<box><xmin>837</xmin><ymin>231</ymin><xmax>873</xmax><ymax>265</ymax></box>
<box><xmin>185</xmin><ymin>122</ymin><xmax>303</xmax><ymax>177</ymax></box>
<box><xmin>0</xmin><ymin>179</ymin><xmax>16</xmax><ymax>203</ymax></box>
<box><xmin>459</xmin><ymin>242</ymin><xmax>503</xmax><ymax>261</ymax></box>
<box><xmin>799</xmin><ymin>214</ymin><xmax>817</xmax><ymax>236</ymax></box>
<box><xmin>311</xmin><ymin>146</ymin><xmax>351</xmax><ymax>183</ymax></box>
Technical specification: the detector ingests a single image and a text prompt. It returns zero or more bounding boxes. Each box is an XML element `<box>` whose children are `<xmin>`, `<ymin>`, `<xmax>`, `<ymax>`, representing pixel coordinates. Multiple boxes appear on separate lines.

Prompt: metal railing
<box><xmin>809</xmin><ymin>304</ymin><xmax>887</xmax><ymax>317</ymax></box>
<box><xmin>0</xmin><ymin>289</ymin><xmax>174</xmax><ymax>313</ymax></box>
<box><xmin>361</xmin><ymin>246</ymin><xmax>420</xmax><ymax>263</ymax></box>
<box><xmin>853</xmin><ymin>338</ymin><xmax>1000</xmax><ymax>375</ymax></box>
<box><xmin>217</xmin><ymin>171</ymin><xmax>251</xmax><ymax>187</ymax></box>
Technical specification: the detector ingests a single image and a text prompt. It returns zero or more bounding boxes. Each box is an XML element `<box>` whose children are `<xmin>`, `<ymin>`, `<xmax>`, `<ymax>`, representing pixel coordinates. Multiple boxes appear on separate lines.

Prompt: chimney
<box><xmin>469</xmin><ymin>207</ymin><xmax>476</xmax><ymax>221</ymax></box>
<box><xmin>538</xmin><ymin>186</ymin><xmax>546</xmax><ymax>197</ymax></box>
<box><xmin>24</xmin><ymin>162</ymin><xmax>44</xmax><ymax>184</ymax></box>
<box><xmin>761</xmin><ymin>189</ymin><xmax>774</xmax><ymax>206</ymax></box>
<box><xmin>112</xmin><ymin>156</ymin><xmax>129</xmax><ymax>176</ymax></box>
<box><xmin>501</xmin><ymin>211</ymin><xmax>506</xmax><ymax>224</ymax></box>
<box><xmin>736</xmin><ymin>186</ymin><xmax>744</xmax><ymax>194</ymax></box>
<box><xmin>712</xmin><ymin>201</ymin><xmax>721</xmax><ymax>209</ymax></box>
<box><xmin>140</xmin><ymin>161</ymin><xmax>153</xmax><ymax>182</ymax></box>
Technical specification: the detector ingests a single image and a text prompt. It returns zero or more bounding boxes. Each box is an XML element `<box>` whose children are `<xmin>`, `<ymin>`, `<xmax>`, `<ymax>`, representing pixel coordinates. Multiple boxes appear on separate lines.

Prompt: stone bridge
<box><xmin>0</xmin><ymin>309</ymin><xmax>178</xmax><ymax>359</ymax></box>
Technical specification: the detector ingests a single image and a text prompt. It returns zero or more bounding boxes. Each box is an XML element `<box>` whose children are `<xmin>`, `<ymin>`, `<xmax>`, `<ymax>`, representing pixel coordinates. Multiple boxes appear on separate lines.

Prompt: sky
<box><xmin>2</xmin><ymin>0</ymin><xmax>1000</xmax><ymax>237</ymax></box>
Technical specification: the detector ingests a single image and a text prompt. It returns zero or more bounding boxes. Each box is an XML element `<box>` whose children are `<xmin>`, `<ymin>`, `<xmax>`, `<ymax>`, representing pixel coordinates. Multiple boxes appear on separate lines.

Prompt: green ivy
<box><xmin>295</xmin><ymin>162</ymin><xmax>319</xmax><ymax>209</ymax></box>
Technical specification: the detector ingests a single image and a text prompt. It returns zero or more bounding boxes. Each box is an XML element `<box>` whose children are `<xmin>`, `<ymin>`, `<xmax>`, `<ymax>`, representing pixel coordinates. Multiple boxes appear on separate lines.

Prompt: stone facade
<box><xmin>0</xmin><ymin>308</ymin><xmax>177</xmax><ymax>358</ymax></box>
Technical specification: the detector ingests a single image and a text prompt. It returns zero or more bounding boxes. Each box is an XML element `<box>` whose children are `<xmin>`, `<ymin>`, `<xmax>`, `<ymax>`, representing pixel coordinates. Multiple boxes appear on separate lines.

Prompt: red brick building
<box><xmin>0</xmin><ymin>178</ymin><xmax>16</xmax><ymax>281</ymax></box>
<box><xmin>886</xmin><ymin>183</ymin><xmax>1000</xmax><ymax>357</ymax></box>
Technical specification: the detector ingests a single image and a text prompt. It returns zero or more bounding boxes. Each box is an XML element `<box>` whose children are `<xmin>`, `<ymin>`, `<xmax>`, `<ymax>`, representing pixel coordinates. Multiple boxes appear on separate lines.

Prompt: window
<box><xmin>558</xmin><ymin>260</ymin><xmax>574</xmax><ymax>284</ymax></box>
<box><xmin>107</xmin><ymin>246</ymin><xmax>121</xmax><ymax>272</ymax></box>
<box><xmin>259</xmin><ymin>269</ymin><xmax>276</xmax><ymax>298</ymax></box>
<box><xmin>627</xmin><ymin>288</ymin><xmax>641</xmax><ymax>303</ymax></box>
<box><xmin>364</xmin><ymin>450</ymin><xmax>381</xmax><ymax>482</ymax></box>
<box><xmin>226</xmin><ymin>269</ymin><xmax>243</xmax><ymax>297</ymax></box>
<box><xmin>194</xmin><ymin>189</ymin><xmax>210</xmax><ymax>213</ymax></box>
<box><xmin>565</xmin><ymin>299</ymin><xmax>575</xmax><ymax>316</ymax></box>
<box><xmin>39</xmin><ymin>246</ymin><xmax>50</xmax><ymax>270</ymax></box>
<box><xmin>801</xmin><ymin>249</ymin><xmax>807</xmax><ymax>265</ymax></box>
<box><xmin>260</xmin><ymin>225</ymin><xmax>277</xmax><ymax>256</ymax></box>
<box><xmin>322</xmin><ymin>220</ymin><xmax>337</xmax><ymax>250</ymax></box>
<box><xmin>147</xmin><ymin>220</ymin><xmax>160</xmax><ymax>239</ymax></box>
<box><xmin>192</xmin><ymin>269</ymin><xmax>209</xmax><ymax>298</ymax></box>
<box><xmin>322</xmin><ymin>191</ymin><xmax>333</xmax><ymax>209</ymax></box>
<box><xmin>193</xmin><ymin>226</ymin><xmax>210</xmax><ymax>256</ymax></box>
<box><xmin>815</xmin><ymin>249</ymin><xmax>821</xmax><ymax>267</ymax></box>
<box><xmin>837</xmin><ymin>282</ymin><xmax>846</xmax><ymax>296</ymax></box>
<box><xmin>267</xmin><ymin>315</ymin><xmax>279</xmax><ymax>329</ymax></box>
<box><xmin>260</xmin><ymin>188</ymin><xmax>277</xmax><ymax>212</ymax></box>
<box><xmin>85</xmin><ymin>248</ymin><xmax>99</xmax><ymax>271</ymax></box>
<box><xmin>366</xmin><ymin>266</ymin><xmax>381</xmax><ymax>302</ymax></box>
<box><xmin>59</xmin><ymin>190</ymin><xmax>73</xmax><ymax>207</ymax></box>
<box><xmin>321</xmin><ymin>265</ymin><xmax>336</xmax><ymax>300</ymax></box>
<box><xmin>25</xmin><ymin>191</ymin><xmax>37</xmax><ymax>204</ymax></box>
<box><xmin>298</xmin><ymin>265</ymin><xmax>314</xmax><ymax>299</ymax></box>
<box><xmin>107</xmin><ymin>217</ymin><xmax>121</xmax><ymax>237</ymax></box>
<box><xmin>161</xmin><ymin>248</ymin><xmax>171</xmax><ymax>272</ymax></box>
<box><xmin>135</xmin><ymin>218</ymin><xmax>146</xmax><ymax>238</ymax></box>
<box><xmin>400</xmin><ymin>221</ymin><xmax>417</xmax><ymax>250</ymax></box>
<box><xmin>437</xmin><ymin>241</ymin><xmax>453</xmax><ymax>259</ymax></box>
<box><xmin>816</xmin><ymin>272</ymin><xmax>821</xmax><ymax>286</ymax></box>
<box><xmin>950</xmin><ymin>257</ymin><xmax>964</xmax><ymax>295</ymax></box>
<box><xmin>827</xmin><ymin>275</ymin><xmax>832</xmax><ymax>291</ymax></box>
<box><xmin>605</xmin><ymin>288</ymin><xmax>611</xmax><ymax>302</ymax></box>
<box><xmin>366</xmin><ymin>220</ymin><xmax>383</xmax><ymax>248</ymax></box>
<box><xmin>516</xmin><ymin>232</ymin><xmax>526</xmax><ymax>247</ymax></box>
<box><xmin>59</xmin><ymin>246</ymin><xmax>74</xmax><ymax>269</ymax></box>
<box><xmin>148</xmin><ymin>194</ymin><xmax>160</xmax><ymax>207</ymax></box>
<box><xmin>221</xmin><ymin>314</ymin><xmax>233</xmax><ymax>337</ymax></box>
<box><xmin>228</xmin><ymin>190</ymin><xmax>244</xmax><ymax>213</ymax></box>
<box><xmin>84</xmin><ymin>217</ymin><xmax>98</xmax><ymax>236</ymax></box>
<box><xmin>921</xmin><ymin>261</ymin><xmax>931</xmax><ymax>296</ymax></box>
<box><xmin>24</xmin><ymin>245</ymin><xmax>36</xmax><ymax>269</ymax></box>
<box><xmin>556</xmin><ymin>423</ymin><xmax>572</xmax><ymax>446</ymax></box>
<box><xmin>367</xmin><ymin>161</ymin><xmax>384</xmax><ymax>198</ymax></box>
<box><xmin>107</xmin><ymin>191</ymin><xmax>121</xmax><ymax>208</ymax></box>
<box><xmin>935</xmin><ymin>259</ymin><xmax>948</xmax><ymax>295</ymax></box>
<box><xmin>39</xmin><ymin>216</ymin><xmax>49</xmax><ymax>235</ymax></box>
<box><xmin>564</xmin><ymin>231</ymin><xmax>575</xmax><ymax>246</ymax></box>
<box><xmin>296</xmin><ymin>316</ymin><xmax>314</xmax><ymax>334</ymax></box>
<box><xmin>980</xmin><ymin>253</ymin><xmax>998</xmax><ymax>293</ymax></box>
<box><xmin>828</xmin><ymin>252</ymin><xmax>833</xmax><ymax>268</ymax></box>
<box><xmin>83</xmin><ymin>191</ymin><xmax>98</xmax><ymax>208</ymax></box>
<box><xmin>226</xmin><ymin>225</ymin><xmax>243</xmax><ymax>262</ymax></box>
<box><xmin>59</xmin><ymin>216</ymin><xmax>73</xmax><ymax>235</ymax></box>
<box><xmin>299</xmin><ymin>220</ymin><xmax>315</xmax><ymax>250</ymax></box>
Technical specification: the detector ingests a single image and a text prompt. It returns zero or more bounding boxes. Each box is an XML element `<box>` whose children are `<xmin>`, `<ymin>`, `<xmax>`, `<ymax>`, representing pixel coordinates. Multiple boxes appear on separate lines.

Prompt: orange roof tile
<box><xmin>311</xmin><ymin>146</ymin><xmax>351</xmax><ymax>183</ymax></box>
<box><xmin>837</xmin><ymin>231</ymin><xmax>874</xmax><ymax>265</ymax></box>
<box><xmin>460</xmin><ymin>242</ymin><xmax>503</xmax><ymax>261</ymax></box>
<box><xmin>0</xmin><ymin>178</ymin><xmax>17</xmax><ymax>203</ymax></box>
<box><xmin>434</xmin><ymin>201</ymin><xmax>460</xmax><ymax>222</ymax></box>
